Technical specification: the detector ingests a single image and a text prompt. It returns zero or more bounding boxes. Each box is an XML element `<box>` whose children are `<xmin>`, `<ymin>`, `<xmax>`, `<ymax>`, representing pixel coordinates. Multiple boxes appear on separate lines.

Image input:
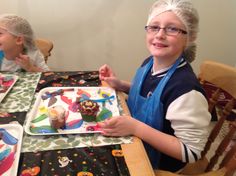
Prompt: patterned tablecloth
<box><xmin>0</xmin><ymin>72</ymin><xmax>41</xmax><ymax>112</ymax></box>
<box><xmin>0</xmin><ymin>71</ymin><xmax>131</xmax><ymax>176</ymax></box>
<box><xmin>20</xmin><ymin>145</ymin><xmax>130</xmax><ymax>176</ymax></box>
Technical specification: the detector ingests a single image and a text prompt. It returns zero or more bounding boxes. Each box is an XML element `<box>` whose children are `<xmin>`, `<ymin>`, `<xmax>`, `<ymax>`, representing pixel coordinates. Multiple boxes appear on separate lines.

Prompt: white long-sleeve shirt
<box><xmin>1</xmin><ymin>49</ymin><xmax>49</xmax><ymax>71</ymax></box>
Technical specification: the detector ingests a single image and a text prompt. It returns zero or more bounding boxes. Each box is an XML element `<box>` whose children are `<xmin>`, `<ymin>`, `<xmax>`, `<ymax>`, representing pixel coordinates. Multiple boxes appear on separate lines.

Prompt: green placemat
<box><xmin>0</xmin><ymin>72</ymin><xmax>41</xmax><ymax>112</ymax></box>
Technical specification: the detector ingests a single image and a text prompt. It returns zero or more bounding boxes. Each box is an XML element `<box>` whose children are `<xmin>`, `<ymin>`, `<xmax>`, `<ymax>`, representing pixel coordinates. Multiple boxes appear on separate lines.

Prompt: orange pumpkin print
<box><xmin>21</xmin><ymin>166</ymin><xmax>40</xmax><ymax>176</ymax></box>
<box><xmin>112</xmin><ymin>149</ymin><xmax>124</xmax><ymax>157</ymax></box>
<box><xmin>77</xmin><ymin>171</ymin><xmax>93</xmax><ymax>176</ymax></box>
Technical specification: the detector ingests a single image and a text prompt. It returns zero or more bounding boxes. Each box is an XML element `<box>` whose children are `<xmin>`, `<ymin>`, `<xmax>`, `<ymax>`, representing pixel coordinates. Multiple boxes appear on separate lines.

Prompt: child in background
<box><xmin>99</xmin><ymin>0</ymin><xmax>211</xmax><ymax>172</ymax></box>
<box><xmin>0</xmin><ymin>14</ymin><xmax>49</xmax><ymax>72</ymax></box>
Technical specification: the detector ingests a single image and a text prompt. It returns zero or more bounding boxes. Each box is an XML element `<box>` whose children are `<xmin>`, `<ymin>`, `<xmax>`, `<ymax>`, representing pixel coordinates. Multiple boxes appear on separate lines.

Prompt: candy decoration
<box><xmin>97</xmin><ymin>89</ymin><xmax>112</xmax><ymax>105</ymax></box>
<box><xmin>82</xmin><ymin>95</ymin><xmax>115</xmax><ymax>103</ymax></box>
<box><xmin>0</xmin><ymin>152</ymin><xmax>15</xmax><ymax>175</ymax></box>
<box><xmin>61</xmin><ymin>95</ymin><xmax>73</xmax><ymax>105</ymax></box>
<box><xmin>30</xmin><ymin>125</ymin><xmax>57</xmax><ymax>133</ymax></box>
<box><xmin>65</xmin><ymin>119</ymin><xmax>83</xmax><ymax>129</ymax></box>
<box><xmin>48</xmin><ymin>96</ymin><xmax>57</xmax><ymax>107</ymax></box>
<box><xmin>0</xmin><ymin>128</ymin><xmax>18</xmax><ymax>145</ymax></box>
<box><xmin>64</xmin><ymin>110</ymin><xmax>70</xmax><ymax>121</ymax></box>
<box><xmin>68</xmin><ymin>101</ymin><xmax>79</xmax><ymax>112</ymax></box>
<box><xmin>41</xmin><ymin>91</ymin><xmax>51</xmax><ymax>100</ymax></box>
<box><xmin>41</xmin><ymin>89</ymin><xmax>64</xmax><ymax>100</ymax></box>
<box><xmin>39</xmin><ymin>106</ymin><xmax>48</xmax><ymax>114</ymax></box>
<box><xmin>0</xmin><ymin>75</ymin><xmax>15</xmax><ymax>93</ymax></box>
<box><xmin>77</xmin><ymin>89</ymin><xmax>91</xmax><ymax>98</ymax></box>
<box><xmin>0</xmin><ymin>147</ymin><xmax>11</xmax><ymax>160</ymax></box>
<box><xmin>31</xmin><ymin>114</ymin><xmax>48</xmax><ymax>123</ymax></box>
<box><xmin>96</xmin><ymin>107</ymin><xmax>112</xmax><ymax>122</ymax></box>
<box><xmin>86</xmin><ymin>124</ymin><xmax>100</xmax><ymax>131</ymax></box>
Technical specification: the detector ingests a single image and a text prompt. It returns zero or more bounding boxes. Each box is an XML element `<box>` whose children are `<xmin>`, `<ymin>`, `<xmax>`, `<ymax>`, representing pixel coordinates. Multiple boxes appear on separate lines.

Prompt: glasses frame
<box><xmin>144</xmin><ymin>25</ymin><xmax>187</xmax><ymax>36</ymax></box>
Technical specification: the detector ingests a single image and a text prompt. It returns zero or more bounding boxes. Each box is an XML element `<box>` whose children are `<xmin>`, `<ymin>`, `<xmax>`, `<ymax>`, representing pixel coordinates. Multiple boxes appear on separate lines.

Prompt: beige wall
<box><xmin>1</xmin><ymin>0</ymin><xmax>235</xmax><ymax>80</ymax></box>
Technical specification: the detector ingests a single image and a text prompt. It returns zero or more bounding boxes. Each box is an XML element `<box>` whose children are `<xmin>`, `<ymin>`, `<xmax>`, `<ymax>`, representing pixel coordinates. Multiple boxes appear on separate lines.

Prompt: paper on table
<box><xmin>22</xmin><ymin>91</ymin><xmax>133</xmax><ymax>152</ymax></box>
<box><xmin>0</xmin><ymin>74</ymin><xmax>18</xmax><ymax>103</ymax></box>
<box><xmin>0</xmin><ymin>124</ymin><xmax>23</xmax><ymax>176</ymax></box>
<box><xmin>25</xmin><ymin>87</ymin><xmax>120</xmax><ymax>135</ymax></box>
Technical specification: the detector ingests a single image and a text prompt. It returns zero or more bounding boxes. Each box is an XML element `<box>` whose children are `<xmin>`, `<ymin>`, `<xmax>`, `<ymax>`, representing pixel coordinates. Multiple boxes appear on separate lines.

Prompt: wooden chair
<box><xmin>156</xmin><ymin>143</ymin><xmax>236</xmax><ymax>176</ymax></box>
<box><xmin>198</xmin><ymin>60</ymin><xmax>236</xmax><ymax>100</ymax></box>
<box><xmin>156</xmin><ymin>60</ymin><xmax>236</xmax><ymax>176</ymax></box>
<box><xmin>35</xmin><ymin>38</ymin><xmax>53</xmax><ymax>63</ymax></box>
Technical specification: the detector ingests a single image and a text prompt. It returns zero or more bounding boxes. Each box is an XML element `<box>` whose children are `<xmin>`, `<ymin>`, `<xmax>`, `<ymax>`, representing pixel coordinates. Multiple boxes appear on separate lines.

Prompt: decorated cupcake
<box><xmin>48</xmin><ymin>105</ymin><xmax>66</xmax><ymax>129</ymax></box>
<box><xmin>78</xmin><ymin>100</ymin><xmax>99</xmax><ymax>122</ymax></box>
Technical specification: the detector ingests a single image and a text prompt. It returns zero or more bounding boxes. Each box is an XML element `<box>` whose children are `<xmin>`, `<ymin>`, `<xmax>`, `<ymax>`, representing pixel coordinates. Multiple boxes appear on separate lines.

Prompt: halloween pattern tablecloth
<box><xmin>19</xmin><ymin>145</ymin><xmax>130</xmax><ymax>176</ymax></box>
<box><xmin>36</xmin><ymin>71</ymin><xmax>100</xmax><ymax>92</ymax></box>
<box><xmin>19</xmin><ymin>71</ymin><xmax>131</xmax><ymax>176</ymax></box>
<box><xmin>0</xmin><ymin>112</ymin><xmax>27</xmax><ymax>125</ymax></box>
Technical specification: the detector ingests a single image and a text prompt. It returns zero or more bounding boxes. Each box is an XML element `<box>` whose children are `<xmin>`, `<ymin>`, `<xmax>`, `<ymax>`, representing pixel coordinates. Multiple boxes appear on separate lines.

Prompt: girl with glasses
<box><xmin>99</xmin><ymin>0</ymin><xmax>210</xmax><ymax>172</ymax></box>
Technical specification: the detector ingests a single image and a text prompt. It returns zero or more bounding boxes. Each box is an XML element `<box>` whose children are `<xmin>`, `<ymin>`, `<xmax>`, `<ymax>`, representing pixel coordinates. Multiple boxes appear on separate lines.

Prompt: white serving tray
<box><xmin>0</xmin><ymin>123</ymin><xmax>23</xmax><ymax>176</ymax></box>
<box><xmin>0</xmin><ymin>74</ymin><xmax>18</xmax><ymax>103</ymax></box>
<box><xmin>25</xmin><ymin>87</ymin><xmax>120</xmax><ymax>135</ymax></box>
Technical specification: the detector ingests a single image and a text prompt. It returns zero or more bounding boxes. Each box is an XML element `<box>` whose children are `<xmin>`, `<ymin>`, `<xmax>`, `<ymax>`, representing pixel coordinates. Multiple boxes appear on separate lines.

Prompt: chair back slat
<box><xmin>35</xmin><ymin>38</ymin><xmax>54</xmax><ymax>63</ymax></box>
<box><xmin>208</xmin><ymin>88</ymin><xmax>221</xmax><ymax>113</ymax></box>
<box><xmin>201</xmin><ymin>99</ymin><xmax>235</xmax><ymax>158</ymax></box>
<box><xmin>205</xmin><ymin>116</ymin><xmax>236</xmax><ymax>171</ymax></box>
<box><xmin>219</xmin><ymin>139</ymin><xmax>236</xmax><ymax>174</ymax></box>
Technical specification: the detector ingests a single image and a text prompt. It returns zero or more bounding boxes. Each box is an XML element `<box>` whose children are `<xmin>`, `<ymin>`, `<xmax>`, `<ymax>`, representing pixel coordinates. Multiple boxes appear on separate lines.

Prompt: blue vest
<box><xmin>127</xmin><ymin>57</ymin><xmax>181</xmax><ymax>168</ymax></box>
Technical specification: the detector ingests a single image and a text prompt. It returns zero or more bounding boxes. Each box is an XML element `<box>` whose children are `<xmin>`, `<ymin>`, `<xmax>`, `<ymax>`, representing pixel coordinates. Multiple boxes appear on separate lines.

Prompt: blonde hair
<box><xmin>0</xmin><ymin>14</ymin><xmax>36</xmax><ymax>51</ymax></box>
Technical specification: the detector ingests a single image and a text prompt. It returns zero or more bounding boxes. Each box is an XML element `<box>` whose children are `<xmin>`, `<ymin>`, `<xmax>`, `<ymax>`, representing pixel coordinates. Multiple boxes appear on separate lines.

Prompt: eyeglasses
<box><xmin>145</xmin><ymin>25</ymin><xmax>187</xmax><ymax>36</ymax></box>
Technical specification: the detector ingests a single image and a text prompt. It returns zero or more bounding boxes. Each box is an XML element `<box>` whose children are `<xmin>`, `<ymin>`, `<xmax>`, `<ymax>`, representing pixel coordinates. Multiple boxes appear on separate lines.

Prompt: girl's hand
<box><xmin>98</xmin><ymin>115</ymin><xmax>140</xmax><ymax>137</ymax></box>
<box><xmin>99</xmin><ymin>64</ymin><xmax>115</xmax><ymax>80</ymax></box>
<box><xmin>15</xmin><ymin>53</ymin><xmax>33</xmax><ymax>71</ymax></box>
<box><xmin>99</xmin><ymin>64</ymin><xmax>122</xmax><ymax>90</ymax></box>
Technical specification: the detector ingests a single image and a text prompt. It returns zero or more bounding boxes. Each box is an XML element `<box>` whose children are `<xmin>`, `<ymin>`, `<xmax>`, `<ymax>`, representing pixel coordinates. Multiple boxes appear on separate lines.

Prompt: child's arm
<box><xmin>134</xmin><ymin>120</ymin><xmax>183</xmax><ymax>160</ymax></box>
<box><xmin>99</xmin><ymin>116</ymin><xmax>183</xmax><ymax>160</ymax></box>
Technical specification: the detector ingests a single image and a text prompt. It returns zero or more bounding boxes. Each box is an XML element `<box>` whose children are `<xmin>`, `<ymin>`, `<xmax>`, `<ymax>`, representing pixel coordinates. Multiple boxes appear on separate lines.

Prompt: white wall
<box><xmin>192</xmin><ymin>0</ymin><xmax>236</xmax><ymax>74</ymax></box>
<box><xmin>1</xmin><ymin>0</ymin><xmax>235</xmax><ymax>81</ymax></box>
